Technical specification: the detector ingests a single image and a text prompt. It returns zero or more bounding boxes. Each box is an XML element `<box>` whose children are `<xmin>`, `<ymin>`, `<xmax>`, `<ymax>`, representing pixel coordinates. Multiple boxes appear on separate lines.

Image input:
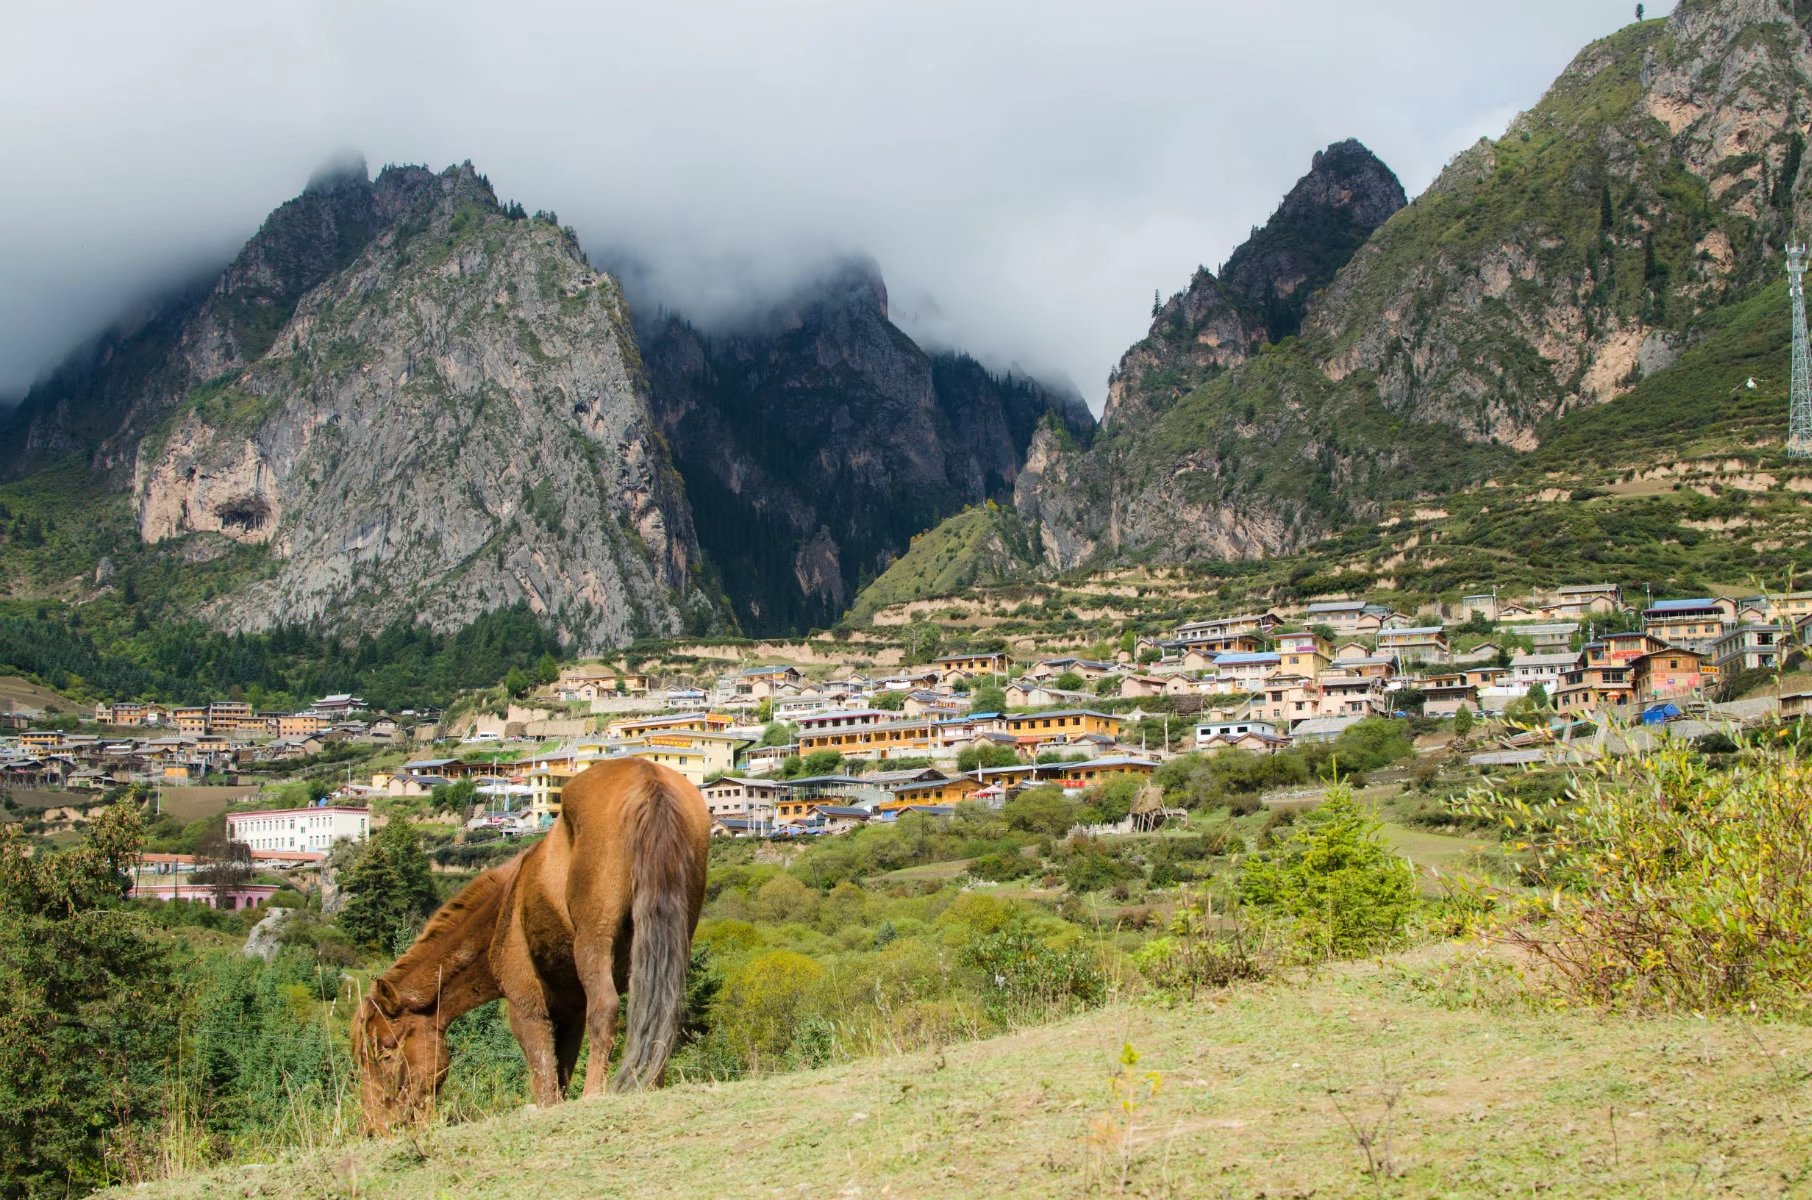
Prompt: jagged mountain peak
<box><xmin>636</xmin><ymin>254</ymin><xmax>1093</xmax><ymax>633</ymax></box>
<box><xmin>1101</xmin><ymin>138</ymin><xmax>1405</xmax><ymax>426</ymax></box>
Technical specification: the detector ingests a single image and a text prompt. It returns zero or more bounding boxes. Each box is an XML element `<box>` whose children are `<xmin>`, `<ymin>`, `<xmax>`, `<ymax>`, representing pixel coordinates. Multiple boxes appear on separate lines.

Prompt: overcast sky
<box><xmin>2</xmin><ymin>0</ymin><xmax>1670</xmax><ymax>409</ymax></box>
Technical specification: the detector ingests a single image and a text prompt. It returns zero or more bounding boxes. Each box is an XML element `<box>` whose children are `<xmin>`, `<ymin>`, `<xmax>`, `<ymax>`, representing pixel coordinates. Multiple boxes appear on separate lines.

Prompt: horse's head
<box><xmin>352</xmin><ymin>980</ymin><xmax>449</xmax><ymax>1135</ymax></box>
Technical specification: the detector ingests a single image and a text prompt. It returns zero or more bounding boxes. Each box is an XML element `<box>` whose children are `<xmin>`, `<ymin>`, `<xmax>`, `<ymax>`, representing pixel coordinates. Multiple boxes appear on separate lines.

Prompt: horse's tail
<box><xmin>611</xmin><ymin>767</ymin><xmax>704</xmax><ymax>1092</ymax></box>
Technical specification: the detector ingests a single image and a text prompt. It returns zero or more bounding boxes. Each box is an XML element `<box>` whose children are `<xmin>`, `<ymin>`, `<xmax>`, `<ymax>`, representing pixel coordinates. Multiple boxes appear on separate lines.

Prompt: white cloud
<box><xmin>0</xmin><ymin>0</ymin><xmax>1672</xmax><ymax>408</ymax></box>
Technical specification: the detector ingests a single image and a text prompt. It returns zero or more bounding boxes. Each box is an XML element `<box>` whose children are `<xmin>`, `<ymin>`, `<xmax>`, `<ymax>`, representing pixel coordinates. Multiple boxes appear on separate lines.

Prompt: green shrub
<box><xmin>1060</xmin><ymin>841</ymin><xmax>1142</xmax><ymax>894</ymax></box>
<box><xmin>714</xmin><ymin>950</ymin><xmax>828</xmax><ymax>1068</ymax></box>
<box><xmin>967</xmin><ymin>850</ymin><xmax>1036</xmax><ymax>881</ymax></box>
<box><xmin>1001</xmin><ymin>786</ymin><xmax>1077</xmax><ymax>837</ymax></box>
<box><xmin>1238</xmin><ymin>783</ymin><xmax>1419</xmax><ymax>958</ymax></box>
<box><xmin>1471</xmin><ymin>745</ymin><xmax>1812</xmax><ymax>1013</ymax></box>
<box><xmin>962</xmin><ymin>924</ymin><xmax>1105</xmax><ymax>1018</ymax></box>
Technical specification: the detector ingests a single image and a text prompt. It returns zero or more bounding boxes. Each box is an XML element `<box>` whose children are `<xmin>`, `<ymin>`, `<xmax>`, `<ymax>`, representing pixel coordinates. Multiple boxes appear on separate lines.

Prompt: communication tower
<box><xmin>1788</xmin><ymin>244</ymin><xmax>1812</xmax><ymax>457</ymax></box>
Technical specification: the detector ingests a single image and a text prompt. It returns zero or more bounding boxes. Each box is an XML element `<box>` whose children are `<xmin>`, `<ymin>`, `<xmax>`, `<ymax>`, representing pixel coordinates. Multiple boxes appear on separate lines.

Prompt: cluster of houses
<box><xmin>0</xmin><ymin>695</ymin><xmax>404</xmax><ymax>791</ymax></box>
<box><xmin>1130</xmin><ymin>587</ymin><xmax>1812</xmax><ymax>735</ymax></box>
<box><xmin>386</xmin><ymin>706</ymin><xmax>1162</xmax><ymax>838</ymax></box>
<box><xmin>16</xmin><ymin>582</ymin><xmax>1812</xmax><ymax>890</ymax></box>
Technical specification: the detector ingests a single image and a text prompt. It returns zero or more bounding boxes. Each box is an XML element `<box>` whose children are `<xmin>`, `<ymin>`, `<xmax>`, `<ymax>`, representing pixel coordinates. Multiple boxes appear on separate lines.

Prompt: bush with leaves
<box><xmin>967</xmin><ymin>849</ymin><xmax>1038</xmax><ymax>881</ymax></box>
<box><xmin>955</xmin><ymin>743</ymin><xmax>1021</xmax><ymax>772</ymax></box>
<box><xmin>1060</xmin><ymin>839</ymin><xmax>1143</xmax><ymax>894</ymax></box>
<box><xmin>1465</xmin><ymin>745</ymin><xmax>1812</xmax><ymax>1013</ymax></box>
<box><xmin>1001</xmin><ymin>786</ymin><xmax>1078</xmax><ymax>838</ymax></box>
<box><xmin>0</xmin><ymin>807</ymin><xmax>179</xmax><ymax>1199</ymax></box>
<box><xmin>1238</xmin><ymin>783</ymin><xmax>1419</xmax><ymax>958</ymax></box>
<box><xmin>962</xmin><ymin>922</ymin><xmax>1105</xmax><ymax>1019</ymax></box>
<box><xmin>712</xmin><ymin>949</ymin><xmax>828</xmax><ymax>1070</ymax></box>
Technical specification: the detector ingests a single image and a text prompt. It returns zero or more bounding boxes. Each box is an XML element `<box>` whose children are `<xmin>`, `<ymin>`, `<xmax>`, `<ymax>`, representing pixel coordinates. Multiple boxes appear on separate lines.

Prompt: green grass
<box><xmin>851</xmin><ymin>503</ymin><xmax>1041</xmax><ymax>618</ymax></box>
<box><xmin>121</xmin><ymin>948</ymin><xmax>1812</xmax><ymax>1199</ymax></box>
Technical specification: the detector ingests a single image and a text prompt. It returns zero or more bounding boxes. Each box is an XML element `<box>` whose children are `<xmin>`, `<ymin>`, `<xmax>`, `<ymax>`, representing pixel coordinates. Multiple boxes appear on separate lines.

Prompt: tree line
<box><xmin>0</xmin><ymin>602</ymin><xmax>563</xmax><ymax>711</ymax></box>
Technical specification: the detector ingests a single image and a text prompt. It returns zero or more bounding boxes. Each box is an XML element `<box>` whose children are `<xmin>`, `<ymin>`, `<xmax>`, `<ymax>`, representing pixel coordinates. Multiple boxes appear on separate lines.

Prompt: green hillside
<box><xmin>125</xmin><ymin>951</ymin><xmax>1812</xmax><ymax>1199</ymax></box>
<box><xmin>848</xmin><ymin>502</ymin><xmax>1042</xmax><ymax>619</ymax></box>
<box><xmin>849</xmin><ymin>267</ymin><xmax>1808</xmax><ymax>627</ymax></box>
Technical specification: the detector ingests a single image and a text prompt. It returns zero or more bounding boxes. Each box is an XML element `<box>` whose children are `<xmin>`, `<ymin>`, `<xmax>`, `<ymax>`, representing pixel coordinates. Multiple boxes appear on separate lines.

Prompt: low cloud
<box><xmin>1</xmin><ymin>0</ymin><xmax>1669</xmax><ymax>409</ymax></box>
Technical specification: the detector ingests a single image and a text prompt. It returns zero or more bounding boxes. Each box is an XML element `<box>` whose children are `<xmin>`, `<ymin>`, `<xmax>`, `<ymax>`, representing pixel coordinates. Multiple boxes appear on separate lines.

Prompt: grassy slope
<box><xmin>0</xmin><ymin>674</ymin><xmax>80</xmax><ymax>713</ymax></box>
<box><xmin>850</xmin><ymin>502</ymin><xmax>1042</xmax><ymax>619</ymax></box>
<box><xmin>129</xmin><ymin>952</ymin><xmax>1812</xmax><ymax>1200</ymax></box>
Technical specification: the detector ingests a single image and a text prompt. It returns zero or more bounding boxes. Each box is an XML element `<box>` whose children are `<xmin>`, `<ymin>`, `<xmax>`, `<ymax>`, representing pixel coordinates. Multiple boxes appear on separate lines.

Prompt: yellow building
<box><xmin>634</xmin><ymin>730</ymin><xmax>742</xmax><ymax>777</ymax></box>
<box><xmin>278</xmin><ymin>712</ymin><xmax>326</xmax><ymax>738</ymax></box>
<box><xmin>1274</xmin><ymin>632</ymin><xmax>1331</xmax><ymax>679</ymax></box>
<box><xmin>607</xmin><ymin>712</ymin><xmax>734</xmax><ymax>740</ymax></box>
<box><xmin>971</xmin><ymin>756</ymin><xmax>1155</xmax><ymax>791</ymax></box>
<box><xmin>623</xmin><ymin>744</ymin><xmax>712</xmax><ymax>785</ymax></box>
<box><xmin>934</xmin><ymin>651</ymin><xmax>1012</xmax><ymax>676</ymax></box>
<box><xmin>524</xmin><ymin>757</ymin><xmax>587</xmax><ymax>825</ymax></box>
<box><xmin>796</xmin><ymin>716</ymin><xmax>941</xmax><ymax>760</ymax></box>
<box><xmin>876</xmin><ymin>776</ymin><xmax>983</xmax><ymax>811</ymax></box>
<box><xmin>1000</xmin><ymin>709</ymin><xmax>1119</xmax><ymax>739</ymax></box>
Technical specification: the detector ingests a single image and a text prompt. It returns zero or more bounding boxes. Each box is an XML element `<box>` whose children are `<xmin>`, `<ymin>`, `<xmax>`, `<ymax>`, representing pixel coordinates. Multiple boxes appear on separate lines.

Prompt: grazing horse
<box><xmin>352</xmin><ymin>758</ymin><xmax>709</xmax><ymax>1133</ymax></box>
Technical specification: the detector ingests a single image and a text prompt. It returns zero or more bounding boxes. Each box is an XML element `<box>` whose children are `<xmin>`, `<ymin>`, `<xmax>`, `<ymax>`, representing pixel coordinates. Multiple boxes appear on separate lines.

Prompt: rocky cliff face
<box><xmin>637</xmin><ymin>261</ymin><xmax>1092</xmax><ymax>633</ymax></box>
<box><xmin>1018</xmin><ymin>0</ymin><xmax>1812</xmax><ymax>572</ymax></box>
<box><xmin>31</xmin><ymin>162</ymin><xmax>720</xmax><ymax>649</ymax></box>
<box><xmin>1102</xmin><ymin>139</ymin><xmax>1406</xmax><ymax>427</ymax></box>
<box><xmin>5</xmin><ymin>160</ymin><xmax>436</xmax><ymax>477</ymax></box>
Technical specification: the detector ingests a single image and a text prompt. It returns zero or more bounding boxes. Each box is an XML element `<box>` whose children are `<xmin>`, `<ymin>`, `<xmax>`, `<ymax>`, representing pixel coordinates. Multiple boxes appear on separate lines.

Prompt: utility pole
<box><xmin>1791</xmin><ymin>244</ymin><xmax>1812</xmax><ymax>457</ymax></box>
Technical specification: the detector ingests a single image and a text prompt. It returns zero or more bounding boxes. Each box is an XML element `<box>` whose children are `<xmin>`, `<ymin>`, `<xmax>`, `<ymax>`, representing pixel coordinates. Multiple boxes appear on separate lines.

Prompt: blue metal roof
<box><xmin>1647</xmin><ymin>598</ymin><xmax>1718</xmax><ymax>612</ymax></box>
<box><xmin>1214</xmin><ymin>652</ymin><xmax>1281</xmax><ymax>665</ymax></box>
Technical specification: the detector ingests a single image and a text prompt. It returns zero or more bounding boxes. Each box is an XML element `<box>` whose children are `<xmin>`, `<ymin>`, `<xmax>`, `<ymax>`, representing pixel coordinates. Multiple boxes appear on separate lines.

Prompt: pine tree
<box><xmin>338</xmin><ymin>823</ymin><xmax>440</xmax><ymax>953</ymax></box>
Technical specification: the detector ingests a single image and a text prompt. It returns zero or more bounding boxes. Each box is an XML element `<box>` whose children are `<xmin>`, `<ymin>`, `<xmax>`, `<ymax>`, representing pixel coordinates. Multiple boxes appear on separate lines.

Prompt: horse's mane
<box><xmin>374</xmin><ymin>854</ymin><xmax>522</xmax><ymax>1014</ymax></box>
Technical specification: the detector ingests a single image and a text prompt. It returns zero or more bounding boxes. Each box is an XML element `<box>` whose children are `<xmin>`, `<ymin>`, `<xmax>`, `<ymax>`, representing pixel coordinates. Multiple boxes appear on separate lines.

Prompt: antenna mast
<box><xmin>1788</xmin><ymin>244</ymin><xmax>1812</xmax><ymax>458</ymax></box>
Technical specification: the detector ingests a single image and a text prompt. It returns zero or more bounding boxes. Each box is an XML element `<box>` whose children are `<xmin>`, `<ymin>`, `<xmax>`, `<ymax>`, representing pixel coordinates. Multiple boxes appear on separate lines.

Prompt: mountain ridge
<box><xmin>875</xmin><ymin>0</ymin><xmax>1812</xmax><ymax>616</ymax></box>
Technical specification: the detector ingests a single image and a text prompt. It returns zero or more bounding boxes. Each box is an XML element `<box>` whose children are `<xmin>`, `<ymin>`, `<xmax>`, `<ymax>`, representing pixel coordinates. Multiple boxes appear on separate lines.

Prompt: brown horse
<box><xmin>351</xmin><ymin>758</ymin><xmax>709</xmax><ymax>1133</ymax></box>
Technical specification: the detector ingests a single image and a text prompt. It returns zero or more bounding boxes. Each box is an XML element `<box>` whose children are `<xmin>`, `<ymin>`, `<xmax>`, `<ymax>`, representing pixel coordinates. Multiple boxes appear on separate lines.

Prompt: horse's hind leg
<box><xmin>574</xmin><ymin>925</ymin><xmax>623</xmax><ymax>1098</ymax></box>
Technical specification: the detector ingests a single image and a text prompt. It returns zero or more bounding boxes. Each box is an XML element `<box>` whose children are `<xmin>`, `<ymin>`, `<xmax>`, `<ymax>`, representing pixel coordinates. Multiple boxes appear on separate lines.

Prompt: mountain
<box><xmin>635</xmin><ymin>261</ymin><xmax>1092</xmax><ymax>633</ymax></box>
<box><xmin>5</xmin><ymin>159</ymin><xmax>427</xmax><ymax>476</ymax></box>
<box><xmin>3</xmin><ymin>170</ymin><xmax>1084</xmax><ymax>646</ymax></box>
<box><xmin>1101</xmin><ymin>138</ymin><xmax>1407</xmax><ymax>429</ymax></box>
<box><xmin>999</xmin><ymin>0</ymin><xmax>1812</xmax><ymax>578</ymax></box>
<box><xmin>5</xmin><ymin>161</ymin><xmax>722</xmax><ymax>649</ymax></box>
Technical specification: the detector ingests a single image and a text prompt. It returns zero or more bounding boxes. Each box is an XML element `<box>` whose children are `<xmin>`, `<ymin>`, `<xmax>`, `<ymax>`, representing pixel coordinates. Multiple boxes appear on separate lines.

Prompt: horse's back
<box><xmin>557</xmin><ymin>758</ymin><xmax>705</xmax><ymax>842</ymax></box>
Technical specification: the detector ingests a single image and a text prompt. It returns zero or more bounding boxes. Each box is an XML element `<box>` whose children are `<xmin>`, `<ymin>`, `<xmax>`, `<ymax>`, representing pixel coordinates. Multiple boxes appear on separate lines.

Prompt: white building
<box><xmin>1508</xmin><ymin>652</ymin><xmax>1579</xmax><ymax>690</ymax></box>
<box><xmin>227</xmin><ymin>806</ymin><xmax>370</xmax><ymax>859</ymax></box>
<box><xmin>1194</xmin><ymin>718</ymin><xmax>1280</xmax><ymax>747</ymax></box>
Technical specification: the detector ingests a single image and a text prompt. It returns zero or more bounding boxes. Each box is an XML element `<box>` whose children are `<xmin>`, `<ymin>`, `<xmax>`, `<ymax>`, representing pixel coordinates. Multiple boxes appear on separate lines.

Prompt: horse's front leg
<box><xmin>554</xmin><ymin>1015</ymin><xmax>585</xmax><ymax>1097</ymax></box>
<box><xmin>504</xmin><ymin>990</ymin><xmax>564</xmax><ymax>1107</ymax></box>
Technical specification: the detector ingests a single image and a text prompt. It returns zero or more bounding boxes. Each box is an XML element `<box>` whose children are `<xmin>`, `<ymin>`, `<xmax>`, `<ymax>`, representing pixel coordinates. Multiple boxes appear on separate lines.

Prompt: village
<box><xmin>5</xmin><ymin>580</ymin><xmax>1811</xmax><ymax>909</ymax></box>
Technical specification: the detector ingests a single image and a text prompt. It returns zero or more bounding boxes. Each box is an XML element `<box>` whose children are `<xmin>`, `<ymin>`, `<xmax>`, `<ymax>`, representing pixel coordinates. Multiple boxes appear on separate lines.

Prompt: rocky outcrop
<box><xmin>1021</xmin><ymin>0</ymin><xmax>1812</xmax><ymax>572</ymax></box>
<box><xmin>638</xmin><ymin>260</ymin><xmax>1092</xmax><ymax>633</ymax></box>
<box><xmin>127</xmin><ymin>163</ymin><xmax>719</xmax><ymax>649</ymax></box>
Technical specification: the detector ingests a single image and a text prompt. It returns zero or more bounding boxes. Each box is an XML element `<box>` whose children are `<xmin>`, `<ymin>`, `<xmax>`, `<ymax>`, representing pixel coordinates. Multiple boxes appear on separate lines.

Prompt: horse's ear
<box><xmin>370</xmin><ymin>976</ymin><xmax>401</xmax><ymax>1012</ymax></box>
